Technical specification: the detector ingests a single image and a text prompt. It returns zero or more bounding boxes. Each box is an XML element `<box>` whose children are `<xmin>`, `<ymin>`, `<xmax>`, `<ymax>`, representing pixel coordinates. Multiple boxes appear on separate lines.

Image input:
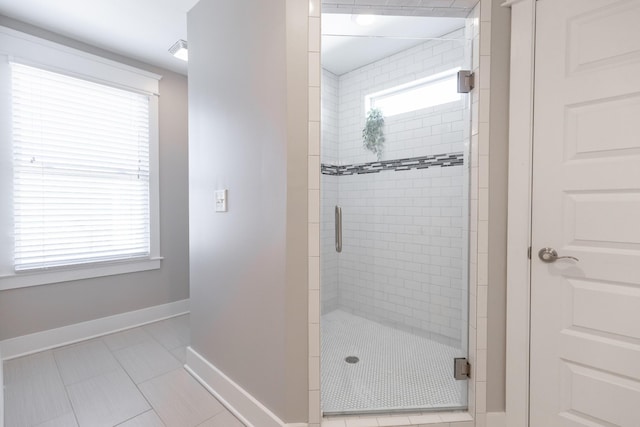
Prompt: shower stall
<box><xmin>320</xmin><ymin>13</ymin><xmax>472</xmax><ymax>415</ymax></box>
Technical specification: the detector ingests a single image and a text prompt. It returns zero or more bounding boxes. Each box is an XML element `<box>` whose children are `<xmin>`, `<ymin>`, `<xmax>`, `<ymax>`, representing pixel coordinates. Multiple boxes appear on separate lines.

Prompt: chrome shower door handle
<box><xmin>335</xmin><ymin>206</ymin><xmax>342</xmax><ymax>253</ymax></box>
<box><xmin>538</xmin><ymin>247</ymin><xmax>579</xmax><ymax>263</ymax></box>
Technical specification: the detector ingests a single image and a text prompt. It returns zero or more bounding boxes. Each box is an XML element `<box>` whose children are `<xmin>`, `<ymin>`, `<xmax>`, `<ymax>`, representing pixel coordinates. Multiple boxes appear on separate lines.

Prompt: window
<box><xmin>0</xmin><ymin>26</ymin><xmax>161</xmax><ymax>289</ymax></box>
<box><xmin>11</xmin><ymin>63</ymin><xmax>151</xmax><ymax>271</ymax></box>
<box><xmin>365</xmin><ymin>68</ymin><xmax>461</xmax><ymax>117</ymax></box>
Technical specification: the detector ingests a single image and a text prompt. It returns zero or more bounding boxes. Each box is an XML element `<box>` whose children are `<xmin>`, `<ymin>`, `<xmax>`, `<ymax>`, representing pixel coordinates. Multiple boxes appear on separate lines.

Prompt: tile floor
<box><xmin>3</xmin><ymin>315</ymin><xmax>245</xmax><ymax>427</ymax></box>
<box><xmin>321</xmin><ymin>310</ymin><xmax>466</xmax><ymax>414</ymax></box>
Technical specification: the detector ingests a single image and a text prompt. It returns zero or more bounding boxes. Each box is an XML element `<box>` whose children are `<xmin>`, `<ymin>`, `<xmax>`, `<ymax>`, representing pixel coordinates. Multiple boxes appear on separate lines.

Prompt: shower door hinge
<box><xmin>457</xmin><ymin>70</ymin><xmax>475</xmax><ymax>93</ymax></box>
<box><xmin>454</xmin><ymin>357</ymin><xmax>471</xmax><ymax>380</ymax></box>
<box><xmin>528</xmin><ymin>246</ymin><xmax>532</xmax><ymax>259</ymax></box>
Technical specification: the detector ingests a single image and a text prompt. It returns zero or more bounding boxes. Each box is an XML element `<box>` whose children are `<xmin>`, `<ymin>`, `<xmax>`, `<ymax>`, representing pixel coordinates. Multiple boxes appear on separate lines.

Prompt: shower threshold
<box><xmin>323</xmin><ymin>405</ymin><xmax>467</xmax><ymax>417</ymax></box>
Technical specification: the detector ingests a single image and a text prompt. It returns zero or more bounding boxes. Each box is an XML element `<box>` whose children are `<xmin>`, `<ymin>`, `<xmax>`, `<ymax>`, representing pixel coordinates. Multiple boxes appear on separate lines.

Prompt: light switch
<box><xmin>215</xmin><ymin>189</ymin><xmax>228</xmax><ymax>212</ymax></box>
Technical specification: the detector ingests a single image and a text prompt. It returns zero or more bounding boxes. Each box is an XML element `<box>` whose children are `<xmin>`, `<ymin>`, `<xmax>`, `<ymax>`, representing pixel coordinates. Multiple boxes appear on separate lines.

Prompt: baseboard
<box><xmin>487</xmin><ymin>412</ymin><xmax>506</xmax><ymax>427</ymax></box>
<box><xmin>185</xmin><ymin>347</ymin><xmax>307</xmax><ymax>427</ymax></box>
<box><xmin>0</xmin><ymin>299</ymin><xmax>190</xmax><ymax>360</ymax></box>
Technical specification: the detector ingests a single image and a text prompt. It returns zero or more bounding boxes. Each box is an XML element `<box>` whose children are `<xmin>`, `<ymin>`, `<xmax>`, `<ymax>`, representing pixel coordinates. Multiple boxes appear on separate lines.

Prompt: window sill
<box><xmin>0</xmin><ymin>257</ymin><xmax>163</xmax><ymax>291</ymax></box>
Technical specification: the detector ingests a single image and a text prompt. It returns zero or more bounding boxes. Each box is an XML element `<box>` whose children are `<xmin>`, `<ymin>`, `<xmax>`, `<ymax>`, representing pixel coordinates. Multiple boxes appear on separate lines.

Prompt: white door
<box><xmin>530</xmin><ymin>0</ymin><xmax>640</xmax><ymax>426</ymax></box>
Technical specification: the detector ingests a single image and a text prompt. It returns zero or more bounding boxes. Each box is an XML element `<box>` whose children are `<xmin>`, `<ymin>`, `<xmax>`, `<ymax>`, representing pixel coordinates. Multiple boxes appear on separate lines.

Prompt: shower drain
<box><xmin>345</xmin><ymin>356</ymin><xmax>360</xmax><ymax>364</ymax></box>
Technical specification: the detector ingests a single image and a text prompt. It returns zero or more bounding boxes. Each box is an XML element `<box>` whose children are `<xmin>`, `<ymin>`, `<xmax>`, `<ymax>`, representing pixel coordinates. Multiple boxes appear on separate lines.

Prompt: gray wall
<box><xmin>0</xmin><ymin>16</ymin><xmax>190</xmax><ymax>341</ymax></box>
<box><xmin>187</xmin><ymin>0</ymin><xmax>308</xmax><ymax>423</ymax></box>
<box><xmin>486</xmin><ymin>0</ymin><xmax>510</xmax><ymax>413</ymax></box>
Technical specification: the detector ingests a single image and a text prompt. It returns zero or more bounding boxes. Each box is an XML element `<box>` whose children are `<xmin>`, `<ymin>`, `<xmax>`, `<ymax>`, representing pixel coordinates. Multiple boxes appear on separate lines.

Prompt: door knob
<box><xmin>538</xmin><ymin>247</ymin><xmax>579</xmax><ymax>263</ymax></box>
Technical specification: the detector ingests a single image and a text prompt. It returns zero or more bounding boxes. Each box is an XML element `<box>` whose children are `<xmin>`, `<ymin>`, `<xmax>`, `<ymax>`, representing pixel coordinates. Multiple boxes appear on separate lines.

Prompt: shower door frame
<box><xmin>310</xmin><ymin>11</ymin><xmax>480</xmax><ymax>421</ymax></box>
<box><xmin>307</xmin><ymin>1</ymin><xmax>494</xmax><ymax>426</ymax></box>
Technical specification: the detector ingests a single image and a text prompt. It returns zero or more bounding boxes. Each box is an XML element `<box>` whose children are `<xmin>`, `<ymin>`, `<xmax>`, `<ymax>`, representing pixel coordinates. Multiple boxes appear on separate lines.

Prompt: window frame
<box><xmin>0</xmin><ymin>26</ymin><xmax>162</xmax><ymax>290</ymax></box>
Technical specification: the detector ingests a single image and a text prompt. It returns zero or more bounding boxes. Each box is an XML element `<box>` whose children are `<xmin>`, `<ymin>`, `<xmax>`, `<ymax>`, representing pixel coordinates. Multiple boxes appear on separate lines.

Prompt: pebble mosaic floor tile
<box><xmin>321</xmin><ymin>310</ymin><xmax>466</xmax><ymax>414</ymax></box>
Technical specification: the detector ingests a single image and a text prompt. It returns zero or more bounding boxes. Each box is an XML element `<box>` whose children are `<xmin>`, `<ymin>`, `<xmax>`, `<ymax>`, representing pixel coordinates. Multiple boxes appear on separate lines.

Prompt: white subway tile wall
<box><xmin>468</xmin><ymin>0</ymin><xmax>490</xmax><ymax>422</ymax></box>
<box><xmin>337</xmin><ymin>29</ymin><xmax>467</xmax><ymax>164</ymax></box>
<box><xmin>321</xmin><ymin>69</ymin><xmax>340</xmax><ymax>313</ymax></box>
<box><xmin>320</xmin><ymin>28</ymin><xmax>469</xmax><ymax>346</ymax></box>
<box><xmin>322</xmin><ymin>70</ymin><xmax>340</xmax><ymax>164</ymax></box>
<box><xmin>309</xmin><ymin>2</ymin><xmax>322</xmax><ymax>426</ymax></box>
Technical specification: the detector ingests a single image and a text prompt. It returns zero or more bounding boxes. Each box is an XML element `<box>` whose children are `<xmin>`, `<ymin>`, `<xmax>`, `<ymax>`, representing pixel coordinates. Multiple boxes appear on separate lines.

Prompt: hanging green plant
<box><xmin>362</xmin><ymin>107</ymin><xmax>385</xmax><ymax>160</ymax></box>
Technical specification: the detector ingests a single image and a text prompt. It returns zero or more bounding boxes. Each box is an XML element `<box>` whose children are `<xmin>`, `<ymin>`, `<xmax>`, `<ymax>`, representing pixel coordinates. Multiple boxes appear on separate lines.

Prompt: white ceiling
<box><xmin>0</xmin><ymin>0</ymin><xmax>470</xmax><ymax>77</ymax></box>
<box><xmin>0</xmin><ymin>0</ymin><xmax>199</xmax><ymax>75</ymax></box>
<box><xmin>322</xmin><ymin>14</ymin><xmax>465</xmax><ymax>75</ymax></box>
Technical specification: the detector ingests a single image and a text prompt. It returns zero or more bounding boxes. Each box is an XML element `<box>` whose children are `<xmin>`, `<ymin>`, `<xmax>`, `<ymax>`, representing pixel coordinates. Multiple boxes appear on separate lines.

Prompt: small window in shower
<box><xmin>365</xmin><ymin>68</ymin><xmax>461</xmax><ymax>117</ymax></box>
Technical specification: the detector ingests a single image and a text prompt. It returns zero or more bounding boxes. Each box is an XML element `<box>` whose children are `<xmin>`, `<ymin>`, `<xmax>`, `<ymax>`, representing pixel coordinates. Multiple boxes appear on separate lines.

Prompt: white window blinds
<box><xmin>11</xmin><ymin>63</ymin><xmax>151</xmax><ymax>271</ymax></box>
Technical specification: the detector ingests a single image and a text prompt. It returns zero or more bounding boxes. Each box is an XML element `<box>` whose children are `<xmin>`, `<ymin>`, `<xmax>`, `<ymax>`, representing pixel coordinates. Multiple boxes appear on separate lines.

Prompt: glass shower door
<box><xmin>320</xmin><ymin>14</ymin><xmax>471</xmax><ymax>415</ymax></box>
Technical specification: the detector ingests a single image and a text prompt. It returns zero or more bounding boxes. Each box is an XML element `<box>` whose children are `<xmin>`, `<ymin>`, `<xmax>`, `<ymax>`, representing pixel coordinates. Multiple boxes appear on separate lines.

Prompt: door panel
<box><xmin>565</xmin><ymin>94</ymin><xmax>640</xmax><ymax>157</ymax></box>
<box><xmin>560</xmin><ymin>362</ymin><xmax>640</xmax><ymax>426</ymax></box>
<box><xmin>566</xmin><ymin>1</ymin><xmax>640</xmax><ymax>74</ymax></box>
<box><xmin>531</xmin><ymin>0</ymin><xmax>640</xmax><ymax>425</ymax></box>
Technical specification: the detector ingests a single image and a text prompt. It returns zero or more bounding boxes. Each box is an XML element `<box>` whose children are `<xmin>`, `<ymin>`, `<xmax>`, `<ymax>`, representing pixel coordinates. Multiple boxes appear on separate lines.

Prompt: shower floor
<box><xmin>321</xmin><ymin>310</ymin><xmax>465</xmax><ymax>414</ymax></box>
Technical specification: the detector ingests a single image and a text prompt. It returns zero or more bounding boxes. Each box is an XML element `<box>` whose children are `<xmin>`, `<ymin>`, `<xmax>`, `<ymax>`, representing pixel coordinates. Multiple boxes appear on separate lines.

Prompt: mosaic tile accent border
<box><xmin>321</xmin><ymin>152</ymin><xmax>464</xmax><ymax>176</ymax></box>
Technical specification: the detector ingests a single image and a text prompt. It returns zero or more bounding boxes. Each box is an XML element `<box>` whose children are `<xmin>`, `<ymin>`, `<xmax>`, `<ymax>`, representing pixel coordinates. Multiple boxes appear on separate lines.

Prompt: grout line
<box><xmin>113</xmin><ymin>409</ymin><xmax>165</xmax><ymax>427</ymax></box>
<box><xmin>50</xmin><ymin>348</ymin><xmax>82</xmax><ymax>427</ymax></box>
<box><xmin>52</xmin><ymin>341</ymin><xmax>122</xmax><ymax>387</ymax></box>
<box><xmin>108</xmin><ymin>322</ymin><xmax>180</xmax><ymax>424</ymax></box>
<box><xmin>103</xmin><ymin>339</ymin><xmax>158</xmax><ymax>425</ymax></box>
<box><xmin>46</xmin><ymin>317</ymin><xmax>189</xmax><ymax>426</ymax></box>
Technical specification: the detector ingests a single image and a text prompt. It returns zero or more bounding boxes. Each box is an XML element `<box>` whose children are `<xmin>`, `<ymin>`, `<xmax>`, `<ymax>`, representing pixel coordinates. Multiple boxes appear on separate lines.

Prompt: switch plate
<box><xmin>215</xmin><ymin>189</ymin><xmax>228</xmax><ymax>212</ymax></box>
